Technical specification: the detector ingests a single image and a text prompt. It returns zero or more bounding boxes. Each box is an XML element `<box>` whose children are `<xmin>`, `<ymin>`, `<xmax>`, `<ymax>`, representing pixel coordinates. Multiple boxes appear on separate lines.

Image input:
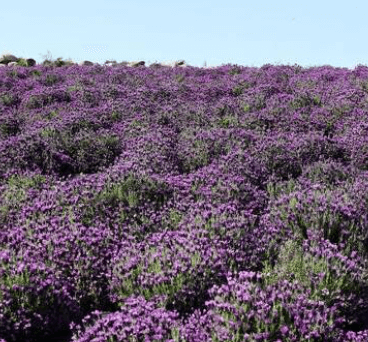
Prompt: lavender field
<box><xmin>2</xmin><ymin>58</ymin><xmax>368</xmax><ymax>341</ymax></box>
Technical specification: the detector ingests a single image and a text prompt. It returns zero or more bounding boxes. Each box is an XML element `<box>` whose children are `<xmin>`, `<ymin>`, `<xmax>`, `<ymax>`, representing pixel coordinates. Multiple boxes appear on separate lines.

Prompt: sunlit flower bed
<box><xmin>1</xmin><ymin>61</ymin><xmax>368</xmax><ymax>341</ymax></box>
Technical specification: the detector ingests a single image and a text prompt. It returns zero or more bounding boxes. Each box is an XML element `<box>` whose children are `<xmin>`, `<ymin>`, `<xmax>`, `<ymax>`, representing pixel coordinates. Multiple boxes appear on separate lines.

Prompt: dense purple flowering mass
<box><xmin>1</xmin><ymin>60</ymin><xmax>368</xmax><ymax>341</ymax></box>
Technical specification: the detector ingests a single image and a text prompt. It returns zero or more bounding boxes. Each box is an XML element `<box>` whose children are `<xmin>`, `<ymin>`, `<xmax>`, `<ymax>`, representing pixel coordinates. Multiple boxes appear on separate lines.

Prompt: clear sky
<box><xmin>2</xmin><ymin>0</ymin><xmax>367</xmax><ymax>69</ymax></box>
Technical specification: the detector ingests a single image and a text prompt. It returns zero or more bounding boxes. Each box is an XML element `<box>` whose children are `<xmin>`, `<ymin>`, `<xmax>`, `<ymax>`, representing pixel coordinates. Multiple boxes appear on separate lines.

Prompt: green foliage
<box><xmin>160</xmin><ymin>208</ymin><xmax>184</xmax><ymax>230</ymax></box>
<box><xmin>42</xmin><ymin>59</ymin><xmax>54</xmax><ymax>66</ymax></box>
<box><xmin>26</xmin><ymin>93</ymin><xmax>64</xmax><ymax>109</ymax></box>
<box><xmin>0</xmin><ymin>174</ymin><xmax>46</xmax><ymax>226</ymax></box>
<box><xmin>79</xmin><ymin>173</ymin><xmax>171</xmax><ymax>232</ymax></box>
<box><xmin>110</xmin><ymin>110</ymin><xmax>122</xmax><ymax>121</ymax></box>
<box><xmin>175</xmin><ymin>74</ymin><xmax>185</xmax><ymax>83</ymax></box>
<box><xmin>111</xmin><ymin>245</ymin><xmax>187</xmax><ymax>303</ymax></box>
<box><xmin>0</xmin><ymin>119</ymin><xmax>21</xmax><ymax>137</ymax></box>
<box><xmin>261</xmin><ymin>237</ymin><xmax>362</xmax><ymax>309</ymax></box>
<box><xmin>1</xmin><ymin>266</ymin><xmax>31</xmax><ymax>306</ymax></box>
<box><xmin>263</xmin><ymin>144</ymin><xmax>303</xmax><ymax>181</ymax></box>
<box><xmin>44</xmin><ymin>74</ymin><xmax>59</xmax><ymax>86</ymax></box>
<box><xmin>228</xmin><ymin>66</ymin><xmax>242</xmax><ymax>75</ymax></box>
<box><xmin>35</xmin><ymin>125</ymin><xmax>121</xmax><ymax>178</ymax></box>
<box><xmin>295</xmin><ymin>79</ymin><xmax>317</xmax><ymax>89</ymax></box>
<box><xmin>16</xmin><ymin>58</ymin><xmax>28</xmax><ymax>67</ymax></box>
<box><xmin>0</xmin><ymin>93</ymin><xmax>18</xmax><ymax>106</ymax></box>
<box><xmin>68</xmin><ymin>118</ymin><xmax>100</xmax><ymax>135</ymax></box>
<box><xmin>242</xmin><ymin>103</ymin><xmax>251</xmax><ymax>112</ymax></box>
<box><xmin>129</xmin><ymin>119</ymin><xmax>148</xmax><ymax>131</ymax></box>
<box><xmin>217</xmin><ymin>115</ymin><xmax>239</xmax><ymax>128</ymax></box>
<box><xmin>6</xmin><ymin>173</ymin><xmax>46</xmax><ymax>190</ymax></box>
<box><xmin>254</xmin><ymin>93</ymin><xmax>267</xmax><ymax>110</ymax></box>
<box><xmin>31</xmin><ymin>70</ymin><xmax>42</xmax><ymax>77</ymax></box>
<box><xmin>54</xmin><ymin>57</ymin><xmax>67</xmax><ymax>67</ymax></box>
<box><xmin>288</xmin><ymin>93</ymin><xmax>322</xmax><ymax>110</ymax></box>
<box><xmin>67</xmin><ymin>132</ymin><xmax>121</xmax><ymax>172</ymax></box>
<box><xmin>103</xmin><ymin>86</ymin><xmax>119</xmax><ymax>100</ymax></box>
<box><xmin>232</xmin><ymin>86</ymin><xmax>244</xmax><ymax>96</ymax></box>
<box><xmin>67</xmin><ymin>83</ymin><xmax>84</xmax><ymax>93</ymax></box>
<box><xmin>231</xmin><ymin>81</ymin><xmax>251</xmax><ymax>96</ymax></box>
<box><xmin>361</xmin><ymin>80</ymin><xmax>368</xmax><ymax>93</ymax></box>
<box><xmin>39</xmin><ymin>126</ymin><xmax>57</xmax><ymax>139</ymax></box>
<box><xmin>45</xmin><ymin>109</ymin><xmax>59</xmax><ymax>121</ymax></box>
<box><xmin>303</xmin><ymin>161</ymin><xmax>351</xmax><ymax>189</ymax></box>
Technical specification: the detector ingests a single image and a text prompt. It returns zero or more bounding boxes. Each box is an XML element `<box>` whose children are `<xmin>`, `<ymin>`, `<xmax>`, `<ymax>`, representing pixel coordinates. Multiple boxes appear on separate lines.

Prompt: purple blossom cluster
<box><xmin>1</xmin><ymin>61</ymin><xmax>368</xmax><ymax>341</ymax></box>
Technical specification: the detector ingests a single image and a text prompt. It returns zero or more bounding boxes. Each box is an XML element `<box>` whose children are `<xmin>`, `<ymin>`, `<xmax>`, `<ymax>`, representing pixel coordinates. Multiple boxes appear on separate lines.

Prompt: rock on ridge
<box><xmin>0</xmin><ymin>54</ymin><xmax>189</xmax><ymax>68</ymax></box>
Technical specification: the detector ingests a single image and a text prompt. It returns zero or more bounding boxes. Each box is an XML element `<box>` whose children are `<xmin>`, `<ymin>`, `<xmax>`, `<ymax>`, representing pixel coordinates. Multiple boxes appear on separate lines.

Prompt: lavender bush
<box><xmin>1</xmin><ymin>57</ymin><xmax>368</xmax><ymax>341</ymax></box>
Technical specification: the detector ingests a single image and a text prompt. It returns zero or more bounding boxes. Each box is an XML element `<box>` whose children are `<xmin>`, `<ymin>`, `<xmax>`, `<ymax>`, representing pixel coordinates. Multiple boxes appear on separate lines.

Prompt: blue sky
<box><xmin>2</xmin><ymin>0</ymin><xmax>367</xmax><ymax>69</ymax></box>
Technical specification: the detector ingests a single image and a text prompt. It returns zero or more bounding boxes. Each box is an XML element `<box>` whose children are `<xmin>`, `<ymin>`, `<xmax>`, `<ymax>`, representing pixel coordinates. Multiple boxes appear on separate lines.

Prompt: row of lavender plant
<box><xmin>1</xmin><ymin>61</ymin><xmax>368</xmax><ymax>341</ymax></box>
